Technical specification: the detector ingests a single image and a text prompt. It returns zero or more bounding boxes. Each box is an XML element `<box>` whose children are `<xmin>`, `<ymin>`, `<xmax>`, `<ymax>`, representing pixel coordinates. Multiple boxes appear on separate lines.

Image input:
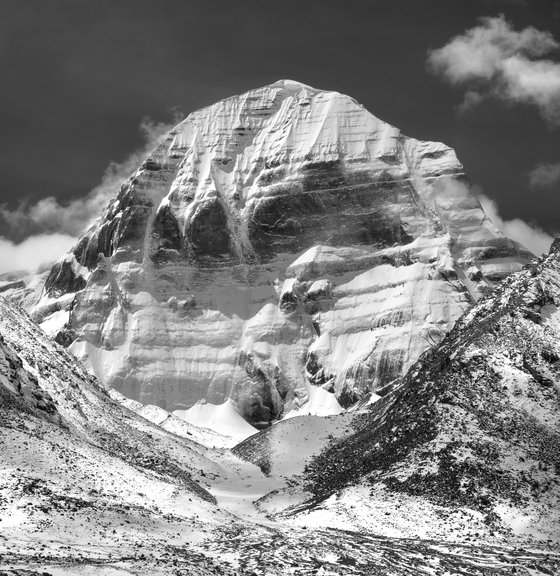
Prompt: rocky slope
<box><xmin>29</xmin><ymin>80</ymin><xmax>532</xmax><ymax>426</ymax></box>
<box><xmin>275</xmin><ymin>239</ymin><xmax>560</xmax><ymax>539</ymax></box>
<box><xmin>0</xmin><ymin>296</ymin><xmax>241</xmax><ymax>573</ymax></box>
<box><xmin>0</xmin><ymin>297</ymin><xmax>223</xmax><ymax>497</ymax></box>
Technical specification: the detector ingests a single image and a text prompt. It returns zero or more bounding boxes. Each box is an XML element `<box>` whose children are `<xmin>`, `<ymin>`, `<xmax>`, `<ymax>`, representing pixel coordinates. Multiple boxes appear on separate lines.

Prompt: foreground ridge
<box><xmin>297</xmin><ymin>240</ymin><xmax>560</xmax><ymax>538</ymax></box>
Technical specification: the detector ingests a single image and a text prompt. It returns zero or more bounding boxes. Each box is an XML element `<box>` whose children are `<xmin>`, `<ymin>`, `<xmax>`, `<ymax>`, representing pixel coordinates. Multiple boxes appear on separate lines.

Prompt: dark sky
<box><xmin>0</xmin><ymin>0</ymin><xmax>559</xmax><ymax>238</ymax></box>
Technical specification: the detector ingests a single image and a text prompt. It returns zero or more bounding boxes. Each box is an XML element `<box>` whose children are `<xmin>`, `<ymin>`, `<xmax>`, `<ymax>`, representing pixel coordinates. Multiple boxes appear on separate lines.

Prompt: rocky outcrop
<box><xmin>30</xmin><ymin>80</ymin><xmax>531</xmax><ymax>425</ymax></box>
<box><xmin>0</xmin><ymin>332</ymin><xmax>61</xmax><ymax>425</ymax></box>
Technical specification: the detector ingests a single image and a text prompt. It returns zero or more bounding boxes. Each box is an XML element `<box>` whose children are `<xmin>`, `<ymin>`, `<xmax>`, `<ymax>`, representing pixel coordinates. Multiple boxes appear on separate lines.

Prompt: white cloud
<box><xmin>478</xmin><ymin>194</ymin><xmax>553</xmax><ymax>255</ymax></box>
<box><xmin>529</xmin><ymin>162</ymin><xmax>560</xmax><ymax>189</ymax></box>
<box><xmin>0</xmin><ymin>233</ymin><xmax>76</xmax><ymax>274</ymax></box>
<box><xmin>0</xmin><ymin>116</ymin><xmax>179</xmax><ymax>238</ymax></box>
<box><xmin>428</xmin><ymin>15</ymin><xmax>560</xmax><ymax>126</ymax></box>
<box><xmin>0</xmin><ymin>116</ymin><xmax>181</xmax><ymax>275</ymax></box>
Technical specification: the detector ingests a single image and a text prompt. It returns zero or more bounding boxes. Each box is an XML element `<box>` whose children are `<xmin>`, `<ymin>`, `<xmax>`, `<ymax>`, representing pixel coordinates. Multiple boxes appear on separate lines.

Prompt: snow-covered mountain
<box><xmin>28</xmin><ymin>80</ymin><xmax>532</xmax><ymax>426</ymax></box>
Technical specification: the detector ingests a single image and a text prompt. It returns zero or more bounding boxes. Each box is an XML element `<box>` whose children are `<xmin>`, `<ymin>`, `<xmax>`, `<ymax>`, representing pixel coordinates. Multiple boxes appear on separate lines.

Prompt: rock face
<box><xmin>34</xmin><ymin>80</ymin><xmax>531</xmax><ymax>426</ymax></box>
<box><xmin>0</xmin><ymin>331</ymin><xmax>61</xmax><ymax>426</ymax></box>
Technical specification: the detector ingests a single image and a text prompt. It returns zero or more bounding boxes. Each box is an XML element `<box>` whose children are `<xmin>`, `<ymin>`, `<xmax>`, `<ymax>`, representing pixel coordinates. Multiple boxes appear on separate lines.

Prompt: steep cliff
<box><xmin>34</xmin><ymin>80</ymin><xmax>531</xmax><ymax>425</ymax></box>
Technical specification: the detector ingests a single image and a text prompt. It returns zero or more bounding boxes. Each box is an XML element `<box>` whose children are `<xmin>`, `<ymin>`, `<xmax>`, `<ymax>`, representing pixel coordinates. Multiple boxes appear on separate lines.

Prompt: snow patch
<box><xmin>174</xmin><ymin>399</ymin><xmax>257</xmax><ymax>443</ymax></box>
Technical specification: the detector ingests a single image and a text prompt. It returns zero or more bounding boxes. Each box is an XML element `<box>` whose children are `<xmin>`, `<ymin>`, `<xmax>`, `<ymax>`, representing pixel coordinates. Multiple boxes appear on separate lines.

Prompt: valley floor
<box><xmin>2</xmin><ymin>437</ymin><xmax>559</xmax><ymax>576</ymax></box>
<box><xmin>2</xmin><ymin>518</ymin><xmax>560</xmax><ymax>575</ymax></box>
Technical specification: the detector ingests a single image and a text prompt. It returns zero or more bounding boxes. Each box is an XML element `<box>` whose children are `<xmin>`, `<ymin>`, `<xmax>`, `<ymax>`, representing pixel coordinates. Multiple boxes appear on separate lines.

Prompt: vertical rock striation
<box><xmin>32</xmin><ymin>80</ymin><xmax>531</xmax><ymax>426</ymax></box>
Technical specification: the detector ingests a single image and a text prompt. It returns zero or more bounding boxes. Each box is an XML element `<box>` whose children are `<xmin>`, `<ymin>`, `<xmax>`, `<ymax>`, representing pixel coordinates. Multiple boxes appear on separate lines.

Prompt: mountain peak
<box><xmin>26</xmin><ymin>82</ymin><xmax>532</xmax><ymax>426</ymax></box>
<box><xmin>269</xmin><ymin>78</ymin><xmax>317</xmax><ymax>91</ymax></box>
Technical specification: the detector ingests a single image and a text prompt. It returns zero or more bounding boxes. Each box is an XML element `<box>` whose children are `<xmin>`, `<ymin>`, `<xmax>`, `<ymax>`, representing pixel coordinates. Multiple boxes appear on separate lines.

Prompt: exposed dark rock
<box><xmin>0</xmin><ymin>334</ymin><xmax>62</xmax><ymax>425</ymax></box>
<box><xmin>44</xmin><ymin>259</ymin><xmax>86</xmax><ymax>298</ymax></box>
<box><xmin>114</xmin><ymin>205</ymin><xmax>151</xmax><ymax>248</ymax></box>
<box><xmin>0</xmin><ymin>280</ymin><xmax>25</xmax><ymax>293</ymax></box>
<box><xmin>185</xmin><ymin>199</ymin><xmax>231</xmax><ymax>257</ymax></box>
<box><xmin>232</xmin><ymin>353</ymin><xmax>291</xmax><ymax>427</ymax></box>
<box><xmin>549</xmin><ymin>236</ymin><xmax>560</xmax><ymax>254</ymax></box>
<box><xmin>152</xmin><ymin>204</ymin><xmax>184</xmax><ymax>264</ymax></box>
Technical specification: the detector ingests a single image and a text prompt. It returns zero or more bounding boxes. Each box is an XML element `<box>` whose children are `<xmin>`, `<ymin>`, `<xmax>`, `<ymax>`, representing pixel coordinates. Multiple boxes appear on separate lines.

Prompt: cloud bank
<box><xmin>428</xmin><ymin>15</ymin><xmax>560</xmax><ymax>126</ymax></box>
<box><xmin>0</xmin><ymin>116</ymin><xmax>178</xmax><ymax>273</ymax></box>
<box><xmin>529</xmin><ymin>161</ymin><xmax>560</xmax><ymax>189</ymax></box>
<box><xmin>1</xmin><ymin>117</ymin><xmax>177</xmax><ymax>238</ymax></box>
<box><xmin>478</xmin><ymin>194</ymin><xmax>553</xmax><ymax>255</ymax></box>
<box><xmin>0</xmin><ymin>233</ymin><xmax>76</xmax><ymax>275</ymax></box>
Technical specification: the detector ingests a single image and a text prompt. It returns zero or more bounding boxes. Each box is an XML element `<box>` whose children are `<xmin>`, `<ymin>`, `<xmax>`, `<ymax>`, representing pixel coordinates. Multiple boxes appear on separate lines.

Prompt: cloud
<box><xmin>0</xmin><ymin>116</ymin><xmax>181</xmax><ymax>275</ymax></box>
<box><xmin>428</xmin><ymin>15</ymin><xmax>560</xmax><ymax>126</ymax></box>
<box><xmin>478</xmin><ymin>194</ymin><xmax>553</xmax><ymax>255</ymax></box>
<box><xmin>0</xmin><ymin>233</ymin><xmax>76</xmax><ymax>275</ymax></box>
<box><xmin>529</xmin><ymin>162</ymin><xmax>560</xmax><ymax>189</ymax></box>
<box><xmin>0</xmin><ymin>116</ymin><xmax>179</xmax><ymax>239</ymax></box>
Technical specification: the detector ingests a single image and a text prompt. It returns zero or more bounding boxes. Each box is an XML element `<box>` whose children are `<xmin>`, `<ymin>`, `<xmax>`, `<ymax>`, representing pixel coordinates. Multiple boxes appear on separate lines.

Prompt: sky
<box><xmin>0</xmin><ymin>0</ymin><xmax>559</xmax><ymax>271</ymax></box>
